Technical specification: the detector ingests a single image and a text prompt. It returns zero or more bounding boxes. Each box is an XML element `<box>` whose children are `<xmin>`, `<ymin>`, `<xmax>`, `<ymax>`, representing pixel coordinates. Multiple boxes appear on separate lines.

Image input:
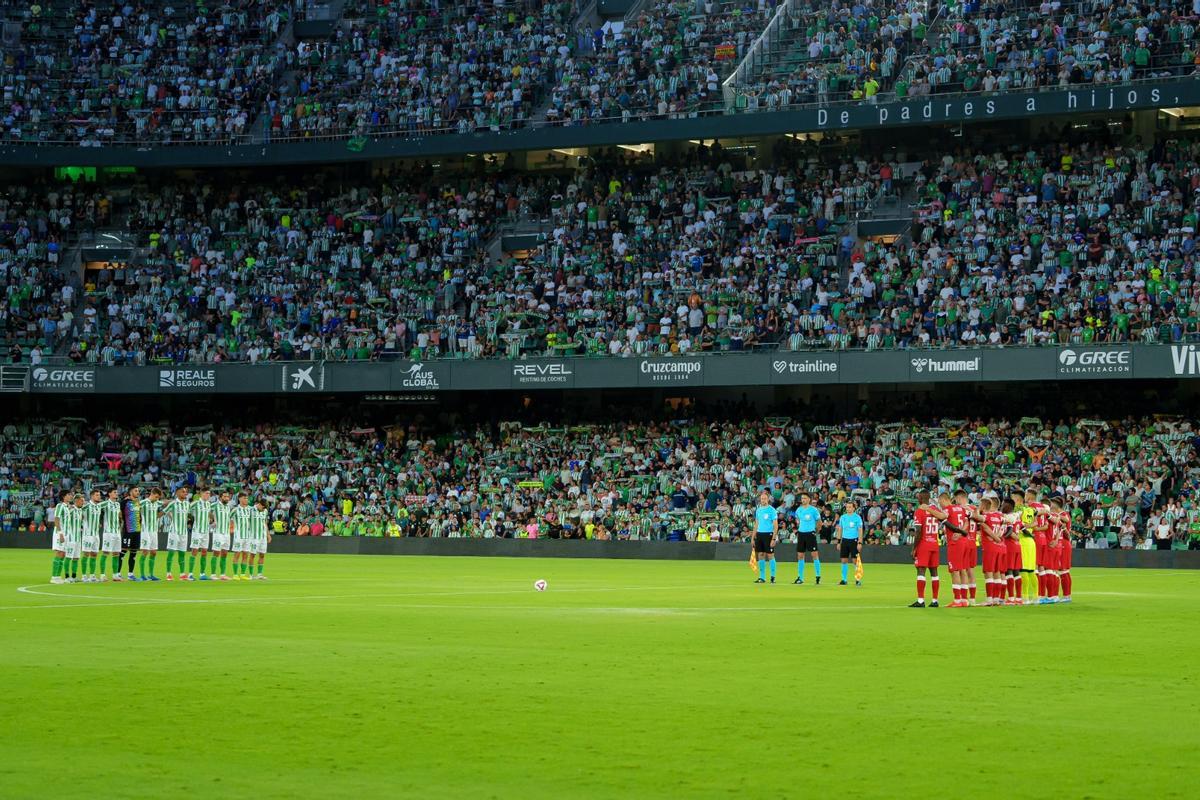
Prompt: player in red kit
<box><xmin>910</xmin><ymin>491</ymin><xmax>947</xmax><ymax>607</ymax></box>
<box><xmin>1052</xmin><ymin>498</ymin><xmax>1074</xmax><ymax>602</ymax></box>
<box><xmin>979</xmin><ymin>498</ymin><xmax>1007</xmax><ymax>606</ymax></box>
<box><xmin>1026</xmin><ymin>490</ymin><xmax>1051</xmax><ymax>601</ymax></box>
<box><xmin>958</xmin><ymin>490</ymin><xmax>980</xmax><ymax>604</ymax></box>
<box><xmin>940</xmin><ymin>493</ymin><xmax>971</xmax><ymax>608</ymax></box>
<box><xmin>1002</xmin><ymin>497</ymin><xmax>1023</xmax><ymax>605</ymax></box>
<box><xmin>1044</xmin><ymin>497</ymin><xmax>1070</xmax><ymax>604</ymax></box>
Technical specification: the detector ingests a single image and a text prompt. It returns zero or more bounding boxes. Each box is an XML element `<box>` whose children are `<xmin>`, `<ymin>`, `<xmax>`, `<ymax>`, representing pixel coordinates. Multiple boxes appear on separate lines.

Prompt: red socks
<box><xmin>1061</xmin><ymin>572</ymin><xmax>1072</xmax><ymax>597</ymax></box>
<box><xmin>1006</xmin><ymin>575</ymin><xmax>1015</xmax><ymax>598</ymax></box>
<box><xmin>917</xmin><ymin>576</ymin><xmax>926</xmax><ymax>601</ymax></box>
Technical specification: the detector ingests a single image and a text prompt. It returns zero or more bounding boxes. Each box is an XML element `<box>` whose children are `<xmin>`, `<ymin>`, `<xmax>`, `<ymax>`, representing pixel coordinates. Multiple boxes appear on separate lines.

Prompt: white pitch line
<box><xmin>4</xmin><ymin>582</ymin><xmax>752</xmax><ymax>611</ymax></box>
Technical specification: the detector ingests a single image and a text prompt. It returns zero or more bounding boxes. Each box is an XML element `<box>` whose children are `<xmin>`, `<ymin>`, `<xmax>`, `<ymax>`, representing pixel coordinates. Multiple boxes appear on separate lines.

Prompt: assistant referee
<box><xmin>753</xmin><ymin>490</ymin><xmax>778</xmax><ymax>584</ymax></box>
<box><xmin>835</xmin><ymin>500</ymin><xmax>864</xmax><ymax>586</ymax></box>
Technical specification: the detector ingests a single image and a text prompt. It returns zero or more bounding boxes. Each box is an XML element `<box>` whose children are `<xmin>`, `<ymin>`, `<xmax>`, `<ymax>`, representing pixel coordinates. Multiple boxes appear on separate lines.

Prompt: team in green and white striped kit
<box><xmin>50</xmin><ymin>486</ymin><xmax>271</xmax><ymax>584</ymax></box>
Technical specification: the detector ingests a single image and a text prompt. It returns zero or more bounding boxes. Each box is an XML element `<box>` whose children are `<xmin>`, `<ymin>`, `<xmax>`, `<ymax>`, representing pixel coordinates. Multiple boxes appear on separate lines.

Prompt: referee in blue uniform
<box><xmin>794</xmin><ymin>493</ymin><xmax>822</xmax><ymax>585</ymax></box>
<box><xmin>753</xmin><ymin>490</ymin><xmax>778</xmax><ymax>584</ymax></box>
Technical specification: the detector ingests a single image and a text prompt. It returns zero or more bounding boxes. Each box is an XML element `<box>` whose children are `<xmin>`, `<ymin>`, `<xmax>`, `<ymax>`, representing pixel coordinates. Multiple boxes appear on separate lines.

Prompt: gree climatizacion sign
<box><xmin>1057</xmin><ymin>348</ymin><xmax>1132</xmax><ymax>377</ymax></box>
<box><xmin>31</xmin><ymin>367</ymin><xmax>95</xmax><ymax>392</ymax></box>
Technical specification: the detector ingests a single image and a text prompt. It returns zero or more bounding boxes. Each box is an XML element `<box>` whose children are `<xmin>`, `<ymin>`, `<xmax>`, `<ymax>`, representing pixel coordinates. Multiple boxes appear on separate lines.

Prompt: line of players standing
<box><xmin>911</xmin><ymin>490</ymin><xmax>1074</xmax><ymax>607</ymax></box>
<box><xmin>49</xmin><ymin>486</ymin><xmax>273</xmax><ymax>584</ymax></box>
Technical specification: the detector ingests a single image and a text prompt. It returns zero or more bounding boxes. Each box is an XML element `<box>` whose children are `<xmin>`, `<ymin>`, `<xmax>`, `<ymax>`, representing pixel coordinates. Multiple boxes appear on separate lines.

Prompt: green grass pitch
<box><xmin>2</xmin><ymin>551</ymin><xmax>1198</xmax><ymax>799</ymax></box>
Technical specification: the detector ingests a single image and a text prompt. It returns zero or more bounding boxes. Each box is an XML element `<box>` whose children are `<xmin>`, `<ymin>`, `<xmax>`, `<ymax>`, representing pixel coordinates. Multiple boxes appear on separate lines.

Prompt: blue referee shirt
<box><xmin>838</xmin><ymin>513</ymin><xmax>864</xmax><ymax>540</ymax></box>
<box><xmin>755</xmin><ymin>505</ymin><xmax>778</xmax><ymax>533</ymax></box>
<box><xmin>795</xmin><ymin>505</ymin><xmax>820</xmax><ymax>532</ymax></box>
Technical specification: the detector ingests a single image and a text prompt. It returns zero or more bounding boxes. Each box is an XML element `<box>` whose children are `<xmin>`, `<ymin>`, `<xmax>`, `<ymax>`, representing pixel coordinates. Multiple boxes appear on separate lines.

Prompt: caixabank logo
<box><xmin>1057</xmin><ymin>348</ymin><xmax>1131</xmax><ymax>376</ymax></box>
<box><xmin>158</xmin><ymin>369</ymin><xmax>216</xmax><ymax>390</ymax></box>
<box><xmin>281</xmin><ymin>364</ymin><xmax>326</xmax><ymax>392</ymax></box>
<box><xmin>31</xmin><ymin>367</ymin><xmax>95</xmax><ymax>391</ymax></box>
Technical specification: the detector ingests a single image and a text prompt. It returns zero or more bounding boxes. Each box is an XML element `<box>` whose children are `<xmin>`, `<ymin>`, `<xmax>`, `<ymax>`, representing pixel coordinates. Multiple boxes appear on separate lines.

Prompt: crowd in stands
<box><xmin>5</xmin><ymin>0</ymin><xmax>1197</xmax><ymax>145</ymax></box>
<box><xmin>1</xmin><ymin>1</ymin><xmax>290</xmax><ymax>145</ymax></box>
<box><xmin>732</xmin><ymin>0</ymin><xmax>928</xmax><ymax>112</ymax></box>
<box><xmin>897</xmin><ymin>0</ymin><xmax>1200</xmax><ymax>99</ymax></box>
<box><xmin>2</xmin><ymin>405</ymin><xmax>1198</xmax><ymax>550</ymax></box>
<box><xmin>6</xmin><ymin>133</ymin><xmax>1200</xmax><ymax>363</ymax></box>
<box><xmin>839</xmin><ymin>135</ymin><xmax>1200</xmax><ymax>348</ymax></box>
<box><xmin>545</xmin><ymin>0</ymin><xmax>778</xmax><ymax>125</ymax></box>
<box><xmin>266</xmin><ymin>0</ymin><xmax>580</xmax><ymax>139</ymax></box>
<box><xmin>5</xmin><ymin>141</ymin><xmax>892</xmax><ymax>364</ymax></box>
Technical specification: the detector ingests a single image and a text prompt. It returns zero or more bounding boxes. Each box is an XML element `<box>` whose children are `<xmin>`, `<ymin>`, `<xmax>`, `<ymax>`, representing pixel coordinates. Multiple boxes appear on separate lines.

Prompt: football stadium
<box><xmin>3</xmin><ymin>0</ymin><xmax>1200</xmax><ymax>797</ymax></box>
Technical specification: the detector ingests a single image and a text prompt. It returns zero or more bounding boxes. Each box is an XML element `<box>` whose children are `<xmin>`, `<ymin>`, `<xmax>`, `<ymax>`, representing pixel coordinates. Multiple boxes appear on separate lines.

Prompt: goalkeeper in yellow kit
<box><xmin>1018</xmin><ymin>502</ymin><xmax>1039</xmax><ymax>605</ymax></box>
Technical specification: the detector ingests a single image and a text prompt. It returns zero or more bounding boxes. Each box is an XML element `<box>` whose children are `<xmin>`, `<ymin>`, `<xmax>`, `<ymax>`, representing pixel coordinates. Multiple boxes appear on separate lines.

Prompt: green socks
<box><xmin>257</xmin><ymin>562</ymin><xmax>264</xmax><ymax>576</ymax></box>
<box><xmin>138</xmin><ymin>554</ymin><xmax>146</xmax><ymax>579</ymax></box>
<box><xmin>147</xmin><ymin>553</ymin><xmax>156</xmax><ymax>577</ymax></box>
<box><xmin>188</xmin><ymin>554</ymin><xmax>196</xmax><ymax>574</ymax></box>
<box><xmin>219</xmin><ymin>554</ymin><xmax>228</xmax><ymax>575</ymax></box>
<box><xmin>199</xmin><ymin>554</ymin><xmax>207</xmax><ymax>574</ymax></box>
<box><xmin>99</xmin><ymin>555</ymin><xmax>107</xmax><ymax>577</ymax></box>
<box><xmin>52</xmin><ymin>556</ymin><xmax>62</xmax><ymax>578</ymax></box>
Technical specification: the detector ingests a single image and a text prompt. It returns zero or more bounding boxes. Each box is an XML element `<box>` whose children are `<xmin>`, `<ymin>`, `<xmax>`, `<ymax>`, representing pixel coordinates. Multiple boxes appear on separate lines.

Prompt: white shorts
<box><xmin>211</xmin><ymin>534</ymin><xmax>230</xmax><ymax>552</ymax></box>
<box><xmin>102</xmin><ymin>532</ymin><xmax>122</xmax><ymax>553</ymax></box>
<box><xmin>139</xmin><ymin>530</ymin><xmax>158</xmax><ymax>551</ymax></box>
<box><xmin>82</xmin><ymin>532</ymin><xmax>101</xmax><ymax>552</ymax></box>
<box><xmin>64</xmin><ymin>537</ymin><xmax>82</xmax><ymax>559</ymax></box>
<box><xmin>189</xmin><ymin>531</ymin><xmax>210</xmax><ymax>551</ymax></box>
<box><xmin>52</xmin><ymin>531</ymin><xmax>66</xmax><ymax>552</ymax></box>
<box><xmin>252</xmin><ymin>538</ymin><xmax>267</xmax><ymax>555</ymax></box>
<box><xmin>231</xmin><ymin>536</ymin><xmax>248</xmax><ymax>553</ymax></box>
<box><xmin>166</xmin><ymin>533</ymin><xmax>188</xmax><ymax>552</ymax></box>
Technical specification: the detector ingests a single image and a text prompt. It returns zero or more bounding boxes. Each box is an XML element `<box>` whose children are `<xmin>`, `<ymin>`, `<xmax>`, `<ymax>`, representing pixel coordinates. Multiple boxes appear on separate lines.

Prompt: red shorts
<box><xmin>914</xmin><ymin>543</ymin><xmax>939</xmax><ymax>569</ymax></box>
<box><xmin>1035</xmin><ymin>543</ymin><xmax>1049</xmax><ymax>569</ymax></box>
<box><xmin>1059</xmin><ymin>543</ymin><xmax>1072</xmax><ymax>570</ymax></box>
<box><xmin>982</xmin><ymin>543</ymin><xmax>1006</xmax><ymax>573</ymax></box>
<box><xmin>1005</xmin><ymin>539</ymin><xmax>1022</xmax><ymax>571</ymax></box>
<box><xmin>965</xmin><ymin>541</ymin><xmax>978</xmax><ymax>569</ymax></box>
<box><xmin>1045</xmin><ymin>545</ymin><xmax>1063</xmax><ymax>571</ymax></box>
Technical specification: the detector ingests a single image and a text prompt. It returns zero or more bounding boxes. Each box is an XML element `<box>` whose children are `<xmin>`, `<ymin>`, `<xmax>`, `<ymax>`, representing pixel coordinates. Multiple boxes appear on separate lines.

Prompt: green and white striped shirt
<box><xmin>190</xmin><ymin>499</ymin><xmax>213</xmax><ymax>534</ymax></box>
<box><xmin>62</xmin><ymin>505</ymin><xmax>83</xmax><ymax>541</ymax></box>
<box><xmin>140</xmin><ymin>499</ymin><xmax>162</xmax><ymax>535</ymax></box>
<box><xmin>213</xmin><ymin>501</ymin><xmax>235</xmax><ymax>536</ymax></box>
<box><xmin>54</xmin><ymin>502</ymin><xmax>72</xmax><ymax>533</ymax></box>
<box><xmin>254</xmin><ymin>508</ymin><xmax>268</xmax><ymax>539</ymax></box>
<box><xmin>164</xmin><ymin>498</ymin><xmax>191</xmax><ymax>535</ymax></box>
<box><xmin>102</xmin><ymin>499</ymin><xmax>122</xmax><ymax>535</ymax></box>
<box><xmin>233</xmin><ymin>505</ymin><xmax>257</xmax><ymax>538</ymax></box>
<box><xmin>83</xmin><ymin>501</ymin><xmax>104</xmax><ymax>534</ymax></box>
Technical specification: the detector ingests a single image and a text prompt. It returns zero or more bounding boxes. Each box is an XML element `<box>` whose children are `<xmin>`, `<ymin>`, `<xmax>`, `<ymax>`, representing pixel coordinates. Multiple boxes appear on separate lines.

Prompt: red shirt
<box><xmin>984</xmin><ymin>511</ymin><xmax>1006</xmax><ymax>547</ymax></box>
<box><xmin>913</xmin><ymin>506</ymin><xmax>940</xmax><ymax>546</ymax></box>
<box><xmin>945</xmin><ymin>504</ymin><xmax>968</xmax><ymax>539</ymax></box>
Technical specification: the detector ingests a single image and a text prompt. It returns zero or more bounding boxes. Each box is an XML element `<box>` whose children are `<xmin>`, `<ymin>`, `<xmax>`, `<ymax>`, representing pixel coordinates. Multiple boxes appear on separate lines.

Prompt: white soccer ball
<box><xmin>534</xmin><ymin>579</ymin><xmax>548</xmax><ymax>592</ymax></box>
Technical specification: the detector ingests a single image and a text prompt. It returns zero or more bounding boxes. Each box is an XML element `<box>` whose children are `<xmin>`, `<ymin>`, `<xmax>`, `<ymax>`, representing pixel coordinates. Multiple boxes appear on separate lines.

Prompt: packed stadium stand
<box><xmin>5</xmin><ymin>0</ymin><xmax>1197</xmax><ymax>144</ymax></box>
<box><xmin>3</xmin><ymin>401</ymin><xmax>1199</xmax><ymax>548</ymax></box>
<box><xmin>4</xmin><ymin>133</ymin><xmax>1200</xmax><ymax>365</ymax></box>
